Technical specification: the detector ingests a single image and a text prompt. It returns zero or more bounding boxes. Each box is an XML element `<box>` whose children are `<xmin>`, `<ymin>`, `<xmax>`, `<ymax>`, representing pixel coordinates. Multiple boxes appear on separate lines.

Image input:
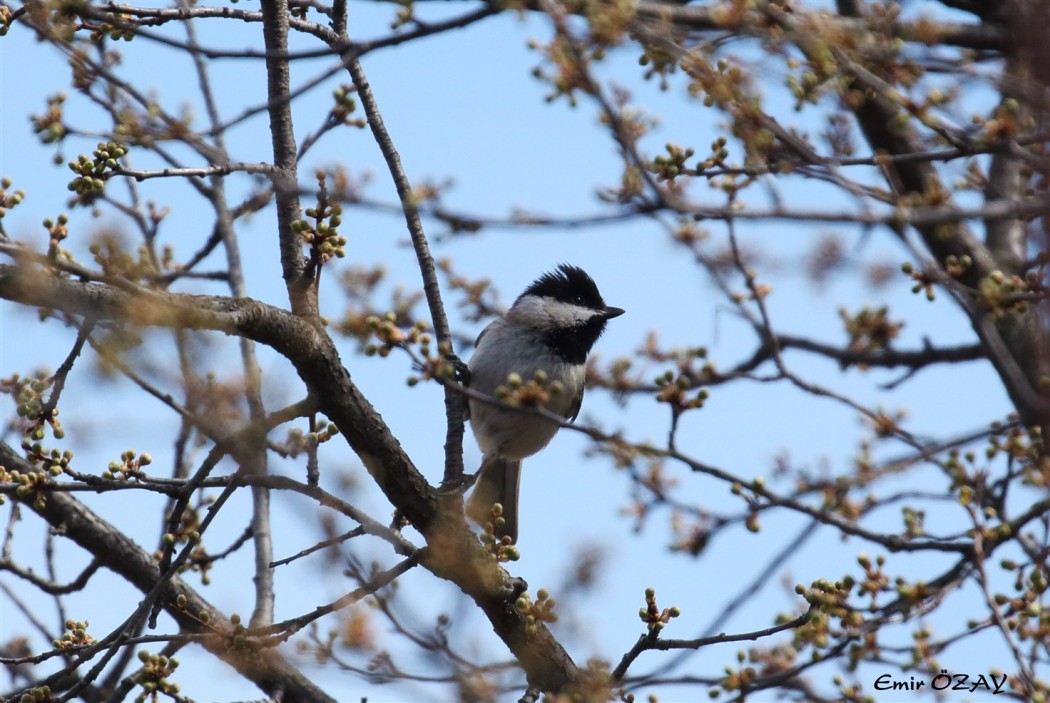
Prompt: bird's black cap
<box><xmin>520</xmin><ymin>264</ymin><xmax>624</xmax><ymax>363</ymax></box>
<box><xmin>520</xmin><ymin>264</ymin><xmax>609</xmax><ymax>313</ymax></box>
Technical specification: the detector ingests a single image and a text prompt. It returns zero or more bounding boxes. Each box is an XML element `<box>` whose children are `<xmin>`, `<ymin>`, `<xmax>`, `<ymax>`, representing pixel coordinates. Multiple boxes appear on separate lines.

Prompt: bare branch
<box><xmin>261</xmin><ymin>0</ymin><xmax>311</xmax><ymax>313</ymax></box>
<box><xmin>115</xmin><ymin>162</ymin><xmax>274</xmax><ymax>181</ymax></box>
<box><xmin>613</xmin><ymin>608</ymin><xmax>815</xmax><ymax>681</ymax></box>
<box><xmin>0</xmin><ymin>441</ymin><xmax>338</xmax><ymax>703</ymax></box>
<box><xmin>344</xmin><ymin>49</ymin><xmax>466</xmax><ymax>484</ymax></box>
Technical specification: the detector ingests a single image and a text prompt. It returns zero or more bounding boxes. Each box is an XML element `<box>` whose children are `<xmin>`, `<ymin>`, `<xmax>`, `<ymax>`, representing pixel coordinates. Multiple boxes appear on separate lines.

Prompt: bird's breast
<box><xmin>467</xmin><ymin>322</ymin><xmax>586</xmax><ymax>460</ymax></box>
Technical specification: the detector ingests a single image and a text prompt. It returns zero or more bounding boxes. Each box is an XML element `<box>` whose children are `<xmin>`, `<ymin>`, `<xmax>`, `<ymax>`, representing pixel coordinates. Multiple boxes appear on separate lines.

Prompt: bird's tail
<box><xmin>466</xmin><ymin>456</ymin><xmax>522</xmax><ymax>544</ymax></box>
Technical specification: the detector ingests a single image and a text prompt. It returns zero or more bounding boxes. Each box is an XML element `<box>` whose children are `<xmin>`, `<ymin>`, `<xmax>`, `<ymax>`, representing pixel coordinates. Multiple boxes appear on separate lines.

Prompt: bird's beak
<box><xmin>603</xmin><ymin>306</ymin><xmax>625</xmax><ymax>319</ymax></box>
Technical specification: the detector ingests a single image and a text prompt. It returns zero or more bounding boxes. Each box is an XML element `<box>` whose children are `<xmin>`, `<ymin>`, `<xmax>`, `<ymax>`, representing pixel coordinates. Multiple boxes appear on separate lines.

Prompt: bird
<box><xmin>465</xmin><ymin>264</ymin><xmax>624</xmax><ymax>544</ymax></box>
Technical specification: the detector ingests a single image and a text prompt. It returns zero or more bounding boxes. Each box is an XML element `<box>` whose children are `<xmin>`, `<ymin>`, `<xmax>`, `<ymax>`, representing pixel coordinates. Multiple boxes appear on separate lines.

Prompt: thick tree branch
<box><xmin>631</xmin><ymin>0</ymin><xmax>1006</xmax><ymax>50</ymax></box>
<box><xmin>828</xmin><ymin>1</ymin><xmax>1050</xmax><ymax>427</ymax></box>
<box><xmin>0</xmin><ymin>264</ymin><xmax>580</xmax><ymax>694</ymax></box>
<box><xmin>0</xmin><ymin>263</ymin><xmax>436</xmax><ymax>527</ymax></box>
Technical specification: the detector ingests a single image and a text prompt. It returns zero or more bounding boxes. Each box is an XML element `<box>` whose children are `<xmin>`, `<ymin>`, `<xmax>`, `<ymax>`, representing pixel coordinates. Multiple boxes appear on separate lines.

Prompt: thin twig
<box><xmin>346</xmin><ymin>53</ymin><xmax>466</xmax><ymax>484</ymax></box>
<box><xmin>269</xmin><ymin>526</ymin><xmax>365</xmax><ymax>568</ymax></box>
<box><xmin>613</xmin><ymin>607</ymin><xmax>815</xmax><ymax>680</ymax></box>
<box><xmin>255</xmin><ymin>552</ymin><xmax>423</xmax><ymax>642</ymax></box>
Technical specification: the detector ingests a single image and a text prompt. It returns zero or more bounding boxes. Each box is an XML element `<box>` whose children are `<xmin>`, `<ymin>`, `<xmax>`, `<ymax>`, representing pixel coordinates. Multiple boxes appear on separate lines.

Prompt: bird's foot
<box><xmin>437</xmin><ymin>470</ymin><xmax>477</xmax><ymax>494</ymax></box>
<box><xmin>445</xmin><ymin>352</ymin><xmax>470</xmax><ymax>385</ymax></box>
<box><xmin>497</xmin><ymin>576</ymin><xmax>528</xmax><ymax>601</ymax></box>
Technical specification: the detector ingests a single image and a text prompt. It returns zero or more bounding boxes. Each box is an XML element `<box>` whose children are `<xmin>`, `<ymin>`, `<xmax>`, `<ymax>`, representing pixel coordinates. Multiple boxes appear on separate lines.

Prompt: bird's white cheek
<box><xmin>507</xmin><ymin>296</ymin><xmax>593</xmax><ymax>329</ymax></box>
<box><xmin>542</xmin><ymin>300</ymin><xmax>595</xmax><ymax>328</ymax></box>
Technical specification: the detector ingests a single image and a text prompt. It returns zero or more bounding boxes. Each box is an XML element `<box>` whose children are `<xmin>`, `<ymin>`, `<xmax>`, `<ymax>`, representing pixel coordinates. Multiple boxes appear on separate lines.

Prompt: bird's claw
<box><xmin>446</xmin><ymin>352</ymin><xmax>470</xmax><ymax>385</ymax></box>
<box><xmin>437</xmin><ymin>471</ymin><xmax>477</xmax><ymax>494</ymax></box>
<box><xmin>498</xmin><ymin>576</ymin><xmax>528</xmax><ymax>601</ymax></box>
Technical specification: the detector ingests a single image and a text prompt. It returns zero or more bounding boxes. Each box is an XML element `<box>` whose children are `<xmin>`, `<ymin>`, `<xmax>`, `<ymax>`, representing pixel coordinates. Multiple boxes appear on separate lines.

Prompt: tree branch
<box><xmin>344</xmin><ymin>53</ymin><xmax>467</xmax><ymax>485</ymax></box>
<box><xmin>612</xmin><ymin>608</ymin><xmax>815</xmax><ymax>681</ymax></box>
<box><xmin>632</xmin><ymin>0</ymin><xmax>1007</xmax><ymax>50</ymax></box>
<box><xmin>0</xmin><ymin>442</ymin><xmax>337</xmax><ymax>703</ymax></box>
<box><xmin>0</xmin><ymin>264</ymin><xmax>581</xmax><ymax>694</ymax></box>
<box><xmin>260</xmin><ymin>0</ymin><xmax>312</xmax><ymax>314</ymax></box>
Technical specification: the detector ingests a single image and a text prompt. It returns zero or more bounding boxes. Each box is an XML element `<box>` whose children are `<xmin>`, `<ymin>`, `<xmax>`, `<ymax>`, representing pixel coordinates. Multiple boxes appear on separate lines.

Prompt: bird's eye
<box><xmin>573</xmin><ymin>295</ymin><xmax>585</xmax><ymax>305</ymax></box>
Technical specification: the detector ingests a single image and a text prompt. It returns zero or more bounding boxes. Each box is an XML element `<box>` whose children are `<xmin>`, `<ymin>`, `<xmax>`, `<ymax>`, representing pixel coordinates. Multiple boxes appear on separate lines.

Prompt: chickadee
<box><xmin>466</xmin><ymin>264</ymin><xmax>624</xmax><ymax>543</ymax></box>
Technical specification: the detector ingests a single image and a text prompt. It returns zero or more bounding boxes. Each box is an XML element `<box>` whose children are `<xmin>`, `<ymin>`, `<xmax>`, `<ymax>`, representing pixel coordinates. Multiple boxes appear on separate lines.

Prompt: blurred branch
<box><xmin>819</xmin><ymin>0</ymin><xmax>1050</xmax><ymax>429</ymax></box>
<box><xmin>114</xmin><ymin>162</ymin><xmax>274</xmax><ymax>181</ymax></box>
<box><xmin>0</xmin><ymin>264</ymin><xmax>581</xmax><ymax>695</ymax></box>
<box><xmin>0</xmin><ymin>557</ymin><xmax>101</xmax><ymax>596</ymax></box>
<box><xmin>186</xmin><ymin>2</ymin><xmax>277</xmax><ymax>629</ymax></box>
<box><xmin>255</xmin><ymin>552</ymin><xmax>422</xmax><ymax>643</ymax></box>
<box><xmin>269</xmin><ymin>526</ymin><xmax>365</xmax><ymax>568</ymax></box>
<box><xmin>0</xmin><ymin>441</ymin><xmax>338</xmax><ymax>703</ymax></box>
<box><xmin>776</xmin><ymin>334</ymin><xmax>985</xmax><ymax>369</ymax></box>
<box><xmin>80</xmin><ymin>2</ymin><xmax>498</xmax><ymax>61</ymax></box>
<box><xmin>0</xmin><ymin>262</ymin><xmax>438</xmax><ymax>527</ymax></box>
<box><xmin>683</xmin><ymin>196</ymin><xmax>1050</xmax><ymax>227</ymax></box>
<box><xmin>630</xmin><ymin>1</ymin><xmax>1007</xmax><ymax>51</ymax></box>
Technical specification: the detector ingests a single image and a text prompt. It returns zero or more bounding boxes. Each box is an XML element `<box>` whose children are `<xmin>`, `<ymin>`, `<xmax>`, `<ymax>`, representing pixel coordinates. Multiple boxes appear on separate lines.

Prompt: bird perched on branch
<box><xmin>466</xmin><ymin>264</ymin><xmax>624</xmax><ymax>544</ymax></box>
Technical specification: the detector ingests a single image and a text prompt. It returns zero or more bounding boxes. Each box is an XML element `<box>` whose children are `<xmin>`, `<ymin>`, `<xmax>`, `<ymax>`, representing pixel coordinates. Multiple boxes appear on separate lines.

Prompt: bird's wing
<box><xmin>473</xmin><ymin>326</ymin><xmax>488</xmax><ymax>351</ymax></box>
<box><xmin>567</xmin><ymin>385</ymin><xmax>584</xmax><ymax>423</ymax></box>
<box><xmin>464</xmin><ymin>321</ymin><xmax>495</xmax><ymax>420</ymax></box>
